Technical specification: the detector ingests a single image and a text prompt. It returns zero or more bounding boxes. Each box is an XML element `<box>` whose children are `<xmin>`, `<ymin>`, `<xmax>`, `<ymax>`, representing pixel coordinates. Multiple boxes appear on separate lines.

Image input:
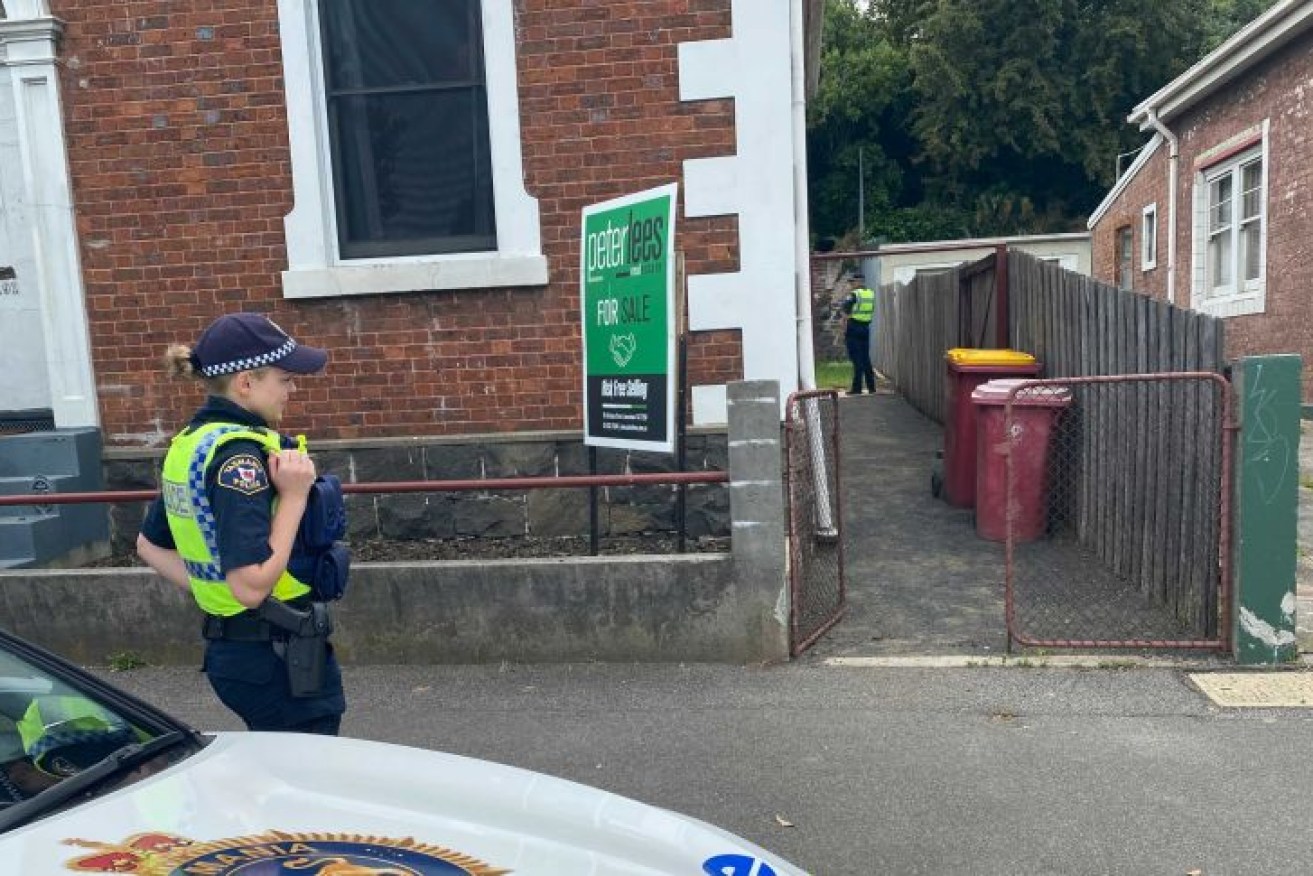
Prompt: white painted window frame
<box><xmin>1141</xmin><ymin>203</ymin><xmax>1157</xmax><ymax>271</ymax></box>
<box><xmin>276</xmin><ymin>0</ymin><xmax>547</xmax><ymax>299</ymax></box>
<box><xmin>1191</xmin><ymin>121</ymin><xmax>1268</xmax><ymax>318</ymax></box>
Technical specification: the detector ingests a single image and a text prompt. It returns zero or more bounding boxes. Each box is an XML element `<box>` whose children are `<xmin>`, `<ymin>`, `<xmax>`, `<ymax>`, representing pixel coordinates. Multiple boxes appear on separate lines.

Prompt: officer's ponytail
<box><xmin>165</xmin><ymin>342</ymin><xmax>241</xmax><ymax>391</ymax></box>
<box><xmin>164</xmin><ymin>344</ymin><xmax>199</xmax><ymax>379</ymax></box>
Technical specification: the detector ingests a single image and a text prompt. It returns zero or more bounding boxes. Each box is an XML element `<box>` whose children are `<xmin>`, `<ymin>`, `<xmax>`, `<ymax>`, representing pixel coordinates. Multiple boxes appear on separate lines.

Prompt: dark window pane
<box><xmin>320</xmin><ymin>0</ymin><xmax>496</xmax><ymax>258</ymax></box>
<box><xmin>332</xmin><ymin>90</ymin><xmax>495</xmax><ymax>256</ymax></box>
<box><xmin>1117</xmin><ymin>226</ymin><xmax>1133</xmax><ymax>290</ymax></box>
<box><xmin>323</xmin><ymin>0</ymin><xmax>476</xmax><ymax>90</ymax></box>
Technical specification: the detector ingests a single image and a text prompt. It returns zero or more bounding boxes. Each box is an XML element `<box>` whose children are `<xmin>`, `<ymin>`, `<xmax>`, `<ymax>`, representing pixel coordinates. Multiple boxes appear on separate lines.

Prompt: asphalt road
<box><xmin>99</xmin><ymin>660</ymin><xmax>1313</xmax><ymax>876</ymax></box>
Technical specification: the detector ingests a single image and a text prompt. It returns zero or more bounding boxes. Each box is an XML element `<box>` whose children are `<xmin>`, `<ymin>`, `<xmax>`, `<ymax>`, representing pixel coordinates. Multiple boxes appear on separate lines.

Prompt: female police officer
<box><xmin>135</xmin><ymin>312</ymin><xmax>346</xmax><ymax>735</ymax></box>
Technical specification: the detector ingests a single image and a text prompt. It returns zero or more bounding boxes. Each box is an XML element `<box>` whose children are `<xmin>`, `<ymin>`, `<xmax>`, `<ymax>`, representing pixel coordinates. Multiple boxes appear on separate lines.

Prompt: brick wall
<box><xmin>1090</xmin><ymin>148</ymin><xmax>1170</xmax><ymax>302</ymax></box>
<box><xmin>1091</xmin><ymin>31</ymin><xmax>1313</xmax><ymax>397</ymax></box>
<box><xmin>50</xmin><ymin>1</ymin><xmax>742</xmax><ymax>445</ymax></box>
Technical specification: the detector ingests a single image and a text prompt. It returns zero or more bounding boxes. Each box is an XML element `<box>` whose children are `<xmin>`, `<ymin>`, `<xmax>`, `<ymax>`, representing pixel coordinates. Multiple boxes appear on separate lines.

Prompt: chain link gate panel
<box><xmin>784</xmin><ymin>390</ymin><xmax>845</xmax><ymax>656</ymax></box>
<box><xmin>1000</xmin><ymin>374</ymin><xmax>1233</xmax><ymax>651</ymax></box>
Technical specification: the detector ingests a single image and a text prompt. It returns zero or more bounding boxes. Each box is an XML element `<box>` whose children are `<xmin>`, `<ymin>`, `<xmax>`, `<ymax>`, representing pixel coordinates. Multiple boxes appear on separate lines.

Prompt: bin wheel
<box><xmin>930</xmin><ymin>448</ymin><xmax>945</xmax><ymax>499</ymax></box>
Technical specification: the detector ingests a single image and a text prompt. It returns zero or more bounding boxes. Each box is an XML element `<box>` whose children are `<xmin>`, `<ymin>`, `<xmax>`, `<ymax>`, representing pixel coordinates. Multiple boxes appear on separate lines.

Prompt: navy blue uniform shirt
<box><xmin>141</xmin><ymin>396</ymin><xmax>288</xmax><ymax>573</ymax></box>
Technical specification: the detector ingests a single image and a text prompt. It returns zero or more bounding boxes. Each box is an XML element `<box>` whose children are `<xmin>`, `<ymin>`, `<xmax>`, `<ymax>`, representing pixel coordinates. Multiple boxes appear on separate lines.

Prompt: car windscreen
<box><xmin>0</xmin><ymin>643</ymin><xmax>196</xmax><ymax>823</ymax></box>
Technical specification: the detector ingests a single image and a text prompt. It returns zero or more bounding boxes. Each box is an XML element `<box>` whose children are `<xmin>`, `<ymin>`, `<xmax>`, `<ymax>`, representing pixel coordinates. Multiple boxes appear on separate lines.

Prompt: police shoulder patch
<box><xmin>216</xmin><ymin>453</ymin><xmax>269</xmax><ymax>495</ymax></box>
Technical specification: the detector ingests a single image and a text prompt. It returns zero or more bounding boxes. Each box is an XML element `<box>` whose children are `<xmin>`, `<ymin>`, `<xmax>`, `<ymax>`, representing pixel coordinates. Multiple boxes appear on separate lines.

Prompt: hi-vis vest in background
<box><xmin>17</xmin><ymin>695</ymin><xmax>135</xmax><ymax>776</ymax></box>
<box><xmin>161</xmin><ymin>423</ymin><xmax>311</xmax><ymax>617</ymax></box>
<box><xmin>849</xmin><ymin>287</ymin><xmax>875</xmax><ymax>324</ymax></box>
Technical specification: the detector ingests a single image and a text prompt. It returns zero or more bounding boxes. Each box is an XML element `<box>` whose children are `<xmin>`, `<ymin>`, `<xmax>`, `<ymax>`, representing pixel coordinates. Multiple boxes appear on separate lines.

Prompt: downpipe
<box><xmin>790</xmin><ymin>0</ymin><xmax>836</xmax><ymax>537</ymax></box>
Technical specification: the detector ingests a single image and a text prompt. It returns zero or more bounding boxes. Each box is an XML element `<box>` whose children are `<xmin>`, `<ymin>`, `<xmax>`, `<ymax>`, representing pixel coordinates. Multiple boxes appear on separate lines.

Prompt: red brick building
<box><xmin>1088</xmin><ymin>0</ymin><xmax>1313</xmax><ymax>396</ymax></box>
<box><xmin>0</xmin><ymin>1</ymin><xmax>821</xmax><ymax>445</ymax></box>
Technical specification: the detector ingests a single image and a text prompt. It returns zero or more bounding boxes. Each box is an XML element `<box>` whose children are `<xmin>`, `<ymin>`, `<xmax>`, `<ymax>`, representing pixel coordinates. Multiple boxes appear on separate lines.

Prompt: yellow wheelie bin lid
<box><xmin>945</xmin><ymin>348</ymin><xmax>1038</xmax><ymax>368</ymax></box>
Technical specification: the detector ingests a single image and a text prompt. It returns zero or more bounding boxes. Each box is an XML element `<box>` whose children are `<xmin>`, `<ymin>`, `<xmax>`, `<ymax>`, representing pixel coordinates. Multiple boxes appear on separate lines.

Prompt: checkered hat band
<box><xmin>200</xmin><ymin>339</ymin><xmax>297</xmax><ymax>377</ymax></box>
<box><xmin>30</xmin><ymin>723</ymin><xmax>133</xmax><ymax>761</ymax></box>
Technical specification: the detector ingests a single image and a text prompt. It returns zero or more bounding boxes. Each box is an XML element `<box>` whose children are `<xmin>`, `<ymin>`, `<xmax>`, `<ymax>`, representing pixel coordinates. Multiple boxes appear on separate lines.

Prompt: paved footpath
<box><xmin>104</xmin><ymin>661</ymin><xmax>1313</xmax><ymax>876</ymax></box>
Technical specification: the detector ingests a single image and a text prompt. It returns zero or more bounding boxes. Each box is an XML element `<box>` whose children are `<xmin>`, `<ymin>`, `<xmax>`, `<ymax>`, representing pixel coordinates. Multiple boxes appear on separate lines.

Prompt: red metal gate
<box><xmin>784</xmin><ymin>390</ymin><xmax>846</xmax><ymax>655</ymax></box>
<box><xmin>1001</xmin><ymin>374</ymin><xmax>1233</xmax><ymax>651</ymax></box>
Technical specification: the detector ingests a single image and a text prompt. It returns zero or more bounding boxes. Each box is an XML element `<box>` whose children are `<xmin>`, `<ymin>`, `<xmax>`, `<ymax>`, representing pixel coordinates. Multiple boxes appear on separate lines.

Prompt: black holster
<box><xmin>259</xmin><ymin>599</ymin><xmax>333</xmax><ymax>698</ymax></box>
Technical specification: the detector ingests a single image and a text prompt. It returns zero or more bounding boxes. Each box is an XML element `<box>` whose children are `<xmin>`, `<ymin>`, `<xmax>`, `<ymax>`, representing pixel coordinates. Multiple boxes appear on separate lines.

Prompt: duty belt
<box><xmin>201</xmin><ymin>597</ymin><xmax>314</xmax><ymax>642</ymax></box>
<box><xmin>201</xmin><ymin>612</ymin><xmax>278</xmax><ymax>642</ymax></box>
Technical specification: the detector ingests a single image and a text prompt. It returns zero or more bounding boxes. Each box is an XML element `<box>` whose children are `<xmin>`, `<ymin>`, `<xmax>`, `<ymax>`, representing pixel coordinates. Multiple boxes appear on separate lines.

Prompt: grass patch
<box><xmin>814</xmin><ymin>360</ymin><xmax>851</xmax><ymax>391</ymax></box>
<box><xmin>1096</xmin><ymin>660</ymin><xmax>1140</xmax><ymax>670</ymax></box>
<box><xmin>107</xmin><ymin>651</ymin><xmax>148</xmax><ymax>672</ymax></box>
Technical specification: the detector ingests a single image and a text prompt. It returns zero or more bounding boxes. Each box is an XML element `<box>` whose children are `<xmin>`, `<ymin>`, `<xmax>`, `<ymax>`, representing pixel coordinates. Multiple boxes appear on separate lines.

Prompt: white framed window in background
<box><xmin>276</xmin><ymin>0</ymin><xmax>547</xmax><ymax>298</ymax></box>
<box><xmin>1141</xmin><ymin>203</ymin><xmax>1156</xmax><ymax>271</ymax></box>
<box><xmin>1191</xmin><ymin>123</ymin><xmax>1267</xmax><ymax>317</ymax></box>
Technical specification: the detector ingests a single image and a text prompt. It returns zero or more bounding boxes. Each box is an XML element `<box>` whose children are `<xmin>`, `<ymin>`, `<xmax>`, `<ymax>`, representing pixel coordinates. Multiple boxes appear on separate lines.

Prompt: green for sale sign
<box><xmin>580</xmin><ymin>183</ymin><xmax>677</xmax><ymax>452</ymax></box>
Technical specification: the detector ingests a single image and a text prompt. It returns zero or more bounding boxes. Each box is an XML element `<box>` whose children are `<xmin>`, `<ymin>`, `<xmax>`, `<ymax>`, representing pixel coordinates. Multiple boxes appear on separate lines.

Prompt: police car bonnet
<box><xmin>193</xmin><ymin>312</ymin><xmax>327</xmax><ymax>378</ymax></box>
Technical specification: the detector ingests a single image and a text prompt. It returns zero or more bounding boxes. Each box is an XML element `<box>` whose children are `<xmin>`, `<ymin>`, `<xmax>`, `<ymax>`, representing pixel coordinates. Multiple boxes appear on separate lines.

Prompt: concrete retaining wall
<box><xmin>0</xmin><ymin>555</ymin><xmax>743</xmax><ymax>664</ymax></box>
<box><xmin>0</xmin><ymin>381</ymin><xmax>790</xmax><ymax>665</ymax></box>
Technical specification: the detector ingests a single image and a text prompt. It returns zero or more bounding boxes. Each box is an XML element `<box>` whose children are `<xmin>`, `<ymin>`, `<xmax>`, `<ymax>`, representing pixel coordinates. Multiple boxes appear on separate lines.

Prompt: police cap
<box><xmin>192</xmin><ymin>312</ymin><xmax>328</xmax><ymax>378</ymax></box>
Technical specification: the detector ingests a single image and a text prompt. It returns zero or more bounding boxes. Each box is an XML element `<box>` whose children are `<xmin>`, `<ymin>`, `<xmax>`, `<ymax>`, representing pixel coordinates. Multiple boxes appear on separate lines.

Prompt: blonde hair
<box><xmin>164</xmin><ymin>343</ymin><xmax>266</xmax><ymax>393</ymax></box>
<box><xmin>164</xmin><ymin>344</ymin><xmax>199</xmax><ymax>380</ymax></box>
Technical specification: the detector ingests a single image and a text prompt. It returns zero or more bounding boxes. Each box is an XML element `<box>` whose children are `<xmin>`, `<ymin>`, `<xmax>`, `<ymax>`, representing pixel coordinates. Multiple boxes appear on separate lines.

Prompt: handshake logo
<box><xmin>609</xmin><ymin>333</ymin><xmax>637</xmax><ymax>368</ymax></box>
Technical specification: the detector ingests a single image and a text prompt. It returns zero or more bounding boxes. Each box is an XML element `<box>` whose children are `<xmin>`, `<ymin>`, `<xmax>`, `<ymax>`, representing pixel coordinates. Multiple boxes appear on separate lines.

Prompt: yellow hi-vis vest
<box><xmin>161</xmin><ymin>422</ymin><xmax>311</xmax><ymax>617</ymax></box>
<box><xmin>849</xmin><ymin>287</ymin><xmax>875</xmax><ymax>323</ymax></box>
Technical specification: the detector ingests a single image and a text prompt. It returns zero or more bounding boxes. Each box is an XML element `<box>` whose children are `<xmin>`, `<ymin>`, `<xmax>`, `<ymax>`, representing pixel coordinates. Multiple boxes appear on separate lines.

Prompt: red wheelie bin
<box><xmin>941</xmin><ymin>349</ymin><xmax>1040</xmax><ymax>508</ymax></box>
<box><xmin>972</xmin><ymin>378</ymin><xmax>1072</xmax><ymax>543</ymax></box>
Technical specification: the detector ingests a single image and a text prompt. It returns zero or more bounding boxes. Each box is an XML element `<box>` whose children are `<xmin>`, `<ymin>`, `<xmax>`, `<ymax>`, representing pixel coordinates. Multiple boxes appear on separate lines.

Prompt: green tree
<box><xmin>806</xmin><ymin>0</ymin><xmax>909</xmax><ymax>244</ymax></box>
<box><xmin>908</xmin><ymin>0</ymin><xmax>1210</xmax><ymax>220</ymax></box>
<box><xmin>806</xmin><ymin>0</ymin><xmax>1280</xmax><ymax>244</ymax></box>
<box><xmin>1203</xmin><ymin>0</ymin><xmax>1279</xmax><ymax>51</ymax></box>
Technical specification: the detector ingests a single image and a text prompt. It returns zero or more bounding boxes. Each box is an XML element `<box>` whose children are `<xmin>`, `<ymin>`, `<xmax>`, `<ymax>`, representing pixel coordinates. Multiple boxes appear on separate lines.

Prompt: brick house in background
<box><xmin>1087</xmin><ymin>0</ymin><xmax>1313</xmax><ymax>396</ymax></box>
<box><xmin>0</xmin><ymin>0</ymin><xmax>821</xmax><ymax>444</ymax></box>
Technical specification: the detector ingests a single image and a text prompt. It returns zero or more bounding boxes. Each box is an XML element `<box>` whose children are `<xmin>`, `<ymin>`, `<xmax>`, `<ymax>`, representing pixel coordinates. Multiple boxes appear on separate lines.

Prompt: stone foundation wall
<box><xmin>104</xmin><ymin>430</ymin><xmax>730</xmax><ymax>554</ymax></box>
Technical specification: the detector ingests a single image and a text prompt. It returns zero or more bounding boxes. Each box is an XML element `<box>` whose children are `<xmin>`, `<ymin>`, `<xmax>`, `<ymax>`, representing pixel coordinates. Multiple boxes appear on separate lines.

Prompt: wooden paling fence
<box><xmin>873</xmin><ymin>251</ymin><xmax>1225</xmax><ymax>417</ymax></box>
<box><xmin>1006</xmin><ymin>251</ymin><xmax>1225</xmax><ymax>380</ymax></box>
